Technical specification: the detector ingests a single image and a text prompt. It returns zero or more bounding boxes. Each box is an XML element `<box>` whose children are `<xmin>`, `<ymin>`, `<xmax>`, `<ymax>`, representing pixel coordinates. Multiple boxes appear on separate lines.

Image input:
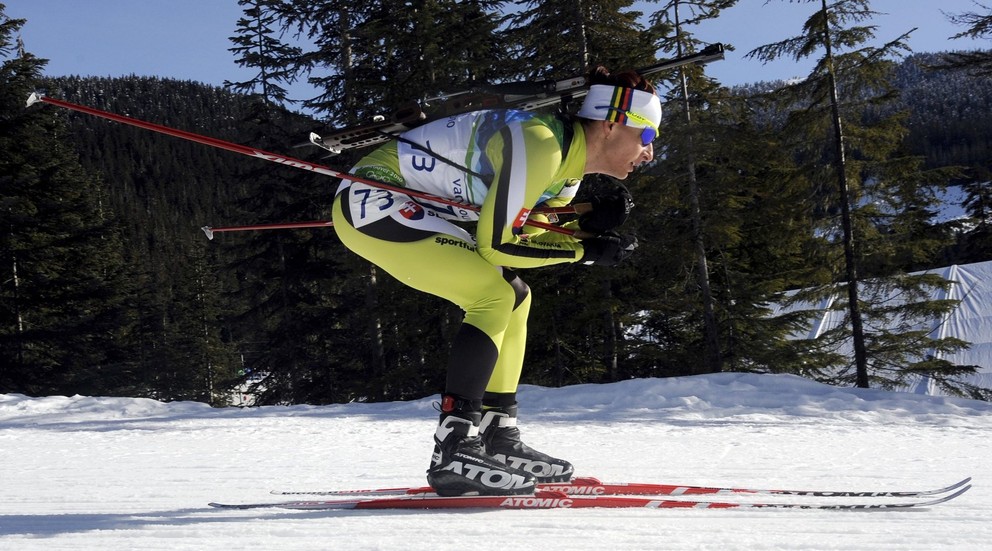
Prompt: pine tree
<box><xmin>941</xmin><ymin>3</ymin><xmax>992</xmax><ymax>76</ymax></box>
<box><xmin>935</xmin><ymin>4</ymin><xmax>992</xmax><ymax>264</ymax></box>
<box><xmin>496</xmin><ymin>1</ymin><xmax>665</xmax><ymax>385</ymax></box>
<box><xmin>268</xmin><ymin>0</ymin><xmax>370</xmax><ymax>120</ymax></box>
<box><xmin>272</xmin><ymin>0</ymin><xmax>505</xmax><ymax>123</ymax></box>
<box><xmin>635</xmin><ymin>0</ymin><xmax>738</xmax><ymax>374</ymax></box>
<box><xmin>956</xmin><ymin>179</ymin><xmax>992</xmax><ymax>262</ymax></box>
<box><xmin>222</xmin><ymin>0</ymin><xmax>356</xmax><ymax>404</ymax></box>
<box><xmin>226</xmin><ymin>0</ymin><xmax>304</xmax><ymax>107</ymax></box>
<box><xmin>504</xmin><ymin>0</ymin><xmax>658</xmax><ymax>79</ymax></box>
<box><xmin>748</xmin><ymin>0</ymin><xmax>974</xmax><ymax>393</ymax></box>
<box><xmin>234</xmin><ymin>0</ymin><xmax>513</xmax><ymax>402</ymax></box>
<box><xmin>0</xmin><ymin>8</ymin><xmax>133</xmax><ymax>395</ymax></box>
<box><xmin>610</xmin><ymin>1</ymin><xmax>830</xmax><ymax>380</ymax></box>
<box><xmin>48</xmin><ymin>75</ymin><xmax>256</xmax><ymax>402</ymax></box>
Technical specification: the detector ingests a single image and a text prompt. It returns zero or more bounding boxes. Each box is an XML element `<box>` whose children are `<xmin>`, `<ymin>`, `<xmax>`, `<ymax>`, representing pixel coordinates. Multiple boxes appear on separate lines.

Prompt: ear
<box><xmin>600</xmin><ymin>120</ymin><xmax>619</xmax><ymax>139</ymax></box>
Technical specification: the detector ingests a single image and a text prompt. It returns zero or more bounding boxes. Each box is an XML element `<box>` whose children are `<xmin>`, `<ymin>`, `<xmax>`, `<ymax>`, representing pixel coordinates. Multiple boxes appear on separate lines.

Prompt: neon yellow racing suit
<box><xmin>332</xmin><ymin>110</ymin><xmax>588</xmax><ymax>400</ymax></box>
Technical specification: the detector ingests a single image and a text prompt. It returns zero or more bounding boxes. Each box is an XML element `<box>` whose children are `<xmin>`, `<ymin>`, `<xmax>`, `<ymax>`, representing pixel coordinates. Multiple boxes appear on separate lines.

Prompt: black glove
<box><xmin>579</xmin><ymin>232</ymin><xmax>638</xmax><ymax>266</ymax></box>
<box><xmin>578</xmin><ymin>185</ymin><xmax>634</xmax><ymax>234</ymax></box>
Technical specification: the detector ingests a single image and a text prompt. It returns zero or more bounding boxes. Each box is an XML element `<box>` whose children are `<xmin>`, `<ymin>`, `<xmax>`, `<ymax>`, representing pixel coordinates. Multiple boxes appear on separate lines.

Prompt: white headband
<box><xmin>577</xmin><ymin>84</ymin><xmax>662</xmax><ymax>129</ymax></box>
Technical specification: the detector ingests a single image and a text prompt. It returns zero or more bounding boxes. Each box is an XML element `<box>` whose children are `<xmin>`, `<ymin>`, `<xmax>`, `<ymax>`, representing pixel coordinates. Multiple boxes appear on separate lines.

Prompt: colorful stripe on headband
<box><xmin>606</xmin><ymin>87</ymin><xmax>634</xmax><ymax>124</ymax></box>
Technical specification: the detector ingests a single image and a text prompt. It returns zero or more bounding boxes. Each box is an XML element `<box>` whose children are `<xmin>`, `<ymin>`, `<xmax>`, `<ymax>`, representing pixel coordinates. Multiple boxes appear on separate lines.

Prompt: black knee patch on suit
<box><xmin>502</xmin><ymin>269</ymin><xmax>530</xmax><ymax>310</ymax></box>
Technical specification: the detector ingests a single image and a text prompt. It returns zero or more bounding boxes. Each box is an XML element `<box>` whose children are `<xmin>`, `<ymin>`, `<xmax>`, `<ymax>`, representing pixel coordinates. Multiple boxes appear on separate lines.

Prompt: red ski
<box><xmin>210</xmin><ymin>484</ymin><xmax>970</xmax><ymax>511</ymax></box>
<box><xmin>270</xmin><ymin>475</ymin><xmax>972</xmax><ymax>499</ymax></box>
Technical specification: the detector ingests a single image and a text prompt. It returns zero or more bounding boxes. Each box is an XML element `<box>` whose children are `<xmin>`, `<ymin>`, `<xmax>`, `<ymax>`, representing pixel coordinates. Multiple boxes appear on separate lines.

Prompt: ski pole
<box><xmin>199</xmin><ymin>201</ymin><xmax>594</xmax><ymax>238</ymax></box>
<box><xmin>201</xmin><ymin>220</ymin><xmax>335</xmax><ymax>240</ymax></box>
<box><xmin>201</xmin><ymin>200</ymin><xmax>592</xmax><ymax>238</ymax></box>
<box><xmin>26</xmin><ymin>93</ymin><xmax>582</xmax><ymax>236</ymax></box>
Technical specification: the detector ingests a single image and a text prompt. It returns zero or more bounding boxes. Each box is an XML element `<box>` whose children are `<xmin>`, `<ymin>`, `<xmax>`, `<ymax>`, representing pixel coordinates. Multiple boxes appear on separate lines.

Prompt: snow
<box><xmin>2</xmin><ymin>373</ymin><xmax>990</xmax><ymax>551</ymax></box>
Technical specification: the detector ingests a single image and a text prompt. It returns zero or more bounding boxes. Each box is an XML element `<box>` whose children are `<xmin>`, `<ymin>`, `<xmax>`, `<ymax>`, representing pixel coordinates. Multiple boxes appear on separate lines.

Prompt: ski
<box><xmin>210</xmin><ymin>484</ymin><xmax>970</xmax><ymax>511</ymax></box>
<box><xmin>270</xmin><ymin>475</ymin><xmax>972</xmax><ymax>499</ymax></box>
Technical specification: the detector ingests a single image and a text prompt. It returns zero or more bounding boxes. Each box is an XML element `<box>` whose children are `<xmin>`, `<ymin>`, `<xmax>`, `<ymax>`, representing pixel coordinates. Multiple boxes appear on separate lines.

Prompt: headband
<box><xmin>577</xmin><ymin>84</ymin><xmax>662</xmax><ymax>129</ymax></box>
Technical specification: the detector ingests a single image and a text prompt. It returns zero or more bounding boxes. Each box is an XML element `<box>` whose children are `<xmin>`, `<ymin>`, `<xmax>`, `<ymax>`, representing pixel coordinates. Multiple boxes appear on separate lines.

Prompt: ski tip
<box><xmin>918</xmin><ymin>483</ymin><xmax>972</xmax><ymax>507</ymax></box>
<box><xmin>26</xmin><ymin>91</ymin><xmax>45</xmax><ymax>108</ymax></box>
<box><xmin>949</xmin><ymin>484</ymin><xmax>972</xmax><ymax>500</ymax></box>
<box><xmin>208</xmin><ymin>501</ymin><xmax>261</xmax><ymax>510</ymax></box>
<box><xmin>924</xmin><ymin>484</ymin><xmax>971</xmax><ymax>505</ymax></box>
<box><xmin>932</xmin><ymin>477</ymin><xmax>973</xmax><ymax>495</ymax></box>
<box><xmin>951</xmin><ymin>477</ymin><xmax>972</xmax><ymax>491</ymax></box>
<box><xmin>201</xmin><ymin>226</ymin><xmax>215</xmax><ymax>240</ymax></box>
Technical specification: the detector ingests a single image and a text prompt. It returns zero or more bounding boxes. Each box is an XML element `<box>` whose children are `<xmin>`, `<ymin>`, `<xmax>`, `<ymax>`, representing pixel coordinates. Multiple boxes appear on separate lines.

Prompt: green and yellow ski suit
<box><xmin>332</xmin><ymin>110</ymin><xmax>588</xmax><ymax>400</ymax></box>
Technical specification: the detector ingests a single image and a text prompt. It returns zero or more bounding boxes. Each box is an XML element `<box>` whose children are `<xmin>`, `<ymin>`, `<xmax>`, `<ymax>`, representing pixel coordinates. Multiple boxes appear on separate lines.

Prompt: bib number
<box><xmin>354</xmin><ymin>188</ymin><xmax>395</xmax><ymax>219</ymax></box>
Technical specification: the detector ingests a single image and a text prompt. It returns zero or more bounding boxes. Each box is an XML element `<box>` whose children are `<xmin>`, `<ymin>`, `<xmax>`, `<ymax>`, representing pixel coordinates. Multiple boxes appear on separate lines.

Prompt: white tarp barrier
<box><xmin>771</xmin><ymin>260</ymin><xmax>992</xmax><ymax>396</ymax></box>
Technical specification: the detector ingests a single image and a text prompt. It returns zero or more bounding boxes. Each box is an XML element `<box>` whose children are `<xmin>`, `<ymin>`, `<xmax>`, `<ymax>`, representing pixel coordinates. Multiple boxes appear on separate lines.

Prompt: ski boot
<box><xmin>480</xmin><ymin>403</ymin><xmax>574</xmax><ymax>483</ymax></box>
<box><xmin>426</xmin><ymin>394</ymin><xmax>537</xmax><ymax>497</ymax></box>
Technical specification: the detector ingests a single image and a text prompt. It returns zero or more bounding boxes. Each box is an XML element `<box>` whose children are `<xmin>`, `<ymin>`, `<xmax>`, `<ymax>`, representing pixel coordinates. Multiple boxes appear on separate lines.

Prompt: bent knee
<box><xmin>502</xmin><ymin>269</ymin><xmax>530</xmax><ymax>311</ymax></box>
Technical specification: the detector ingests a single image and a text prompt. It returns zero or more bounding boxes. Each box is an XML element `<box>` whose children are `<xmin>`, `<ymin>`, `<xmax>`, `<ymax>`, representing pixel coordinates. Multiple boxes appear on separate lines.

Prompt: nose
<box><xmin>641</xmin><ymin>142</ymin><xmax>654</xmax><ymax>163</ymax></box>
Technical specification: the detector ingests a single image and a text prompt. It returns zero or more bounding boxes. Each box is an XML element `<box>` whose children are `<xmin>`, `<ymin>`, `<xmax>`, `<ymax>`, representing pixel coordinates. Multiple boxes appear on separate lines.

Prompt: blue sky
<box><xmin>6</xmin><ymin>0</ymin><xmax>990</xmax><ymax>107</ymax></box>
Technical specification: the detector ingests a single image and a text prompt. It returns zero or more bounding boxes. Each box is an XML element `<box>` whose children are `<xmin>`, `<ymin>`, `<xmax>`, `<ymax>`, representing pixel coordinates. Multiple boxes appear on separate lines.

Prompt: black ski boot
<box><xmin>426</xmin><ymin>395</ymin><xmax>537</xmax><ymax>497</ymax></box>
<box><xmin>480</xmin><ymin>404</ymin><xmax>575</xmax><ymax>483</ymax></box>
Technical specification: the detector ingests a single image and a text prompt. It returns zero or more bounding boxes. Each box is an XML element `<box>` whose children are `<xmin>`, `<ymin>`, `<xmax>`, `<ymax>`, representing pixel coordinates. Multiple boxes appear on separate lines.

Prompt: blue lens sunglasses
<box><xmin>606</xmin><ymin>107</ymin><xmax>659</xmax><ymax>146</ymax></box>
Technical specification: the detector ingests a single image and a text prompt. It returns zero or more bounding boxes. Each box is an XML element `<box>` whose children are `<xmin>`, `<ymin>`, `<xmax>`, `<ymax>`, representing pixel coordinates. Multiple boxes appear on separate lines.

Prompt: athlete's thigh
<box><xmin>334</xmin><ymin>184</ymin><xmax>508</xmax><ymax>310</ymax></box>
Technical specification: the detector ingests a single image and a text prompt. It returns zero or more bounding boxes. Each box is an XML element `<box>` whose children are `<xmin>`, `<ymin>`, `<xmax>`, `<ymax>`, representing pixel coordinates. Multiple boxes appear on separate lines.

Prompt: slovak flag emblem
<box><xmin>399</xmin><ymin>201</ymin><xmax>425</xmax><ymax>220</ymax></box>
<box><xmin>512</xmin><ymin>208</ymin><xmax>531</xmax><ymax>235</ymax></box>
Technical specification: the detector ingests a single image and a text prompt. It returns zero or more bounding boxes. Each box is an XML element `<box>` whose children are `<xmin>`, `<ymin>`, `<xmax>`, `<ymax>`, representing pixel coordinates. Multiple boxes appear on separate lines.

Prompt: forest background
<box><xmin>2</xmin><ymin>0</ymin><xmax>992</xmax><ymax>406</ymax></box>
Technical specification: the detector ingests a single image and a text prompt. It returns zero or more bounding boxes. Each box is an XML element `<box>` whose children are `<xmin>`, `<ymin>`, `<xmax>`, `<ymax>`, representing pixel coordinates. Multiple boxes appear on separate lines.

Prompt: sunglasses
<box><xmin>606</xmin><ymin>107</ymin><xmax>659</xmax><ymax>146</ymax></box>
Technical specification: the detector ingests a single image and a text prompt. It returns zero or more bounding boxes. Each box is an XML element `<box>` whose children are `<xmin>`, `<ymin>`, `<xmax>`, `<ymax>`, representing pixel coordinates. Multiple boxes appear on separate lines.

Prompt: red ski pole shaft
<box><xmin>201</xmin><ymin>220</ymin><xmax>335</xmax><ymax>240</ymax></box>
<box><xmin>26</xmin><ymin>93</ymin><xmax>579</xmax><ymax>236</ymax></box>
<box><xmin>199</xmin><ymin>216</ymin><xmax>583</xmax><ymax>238</ymax></box>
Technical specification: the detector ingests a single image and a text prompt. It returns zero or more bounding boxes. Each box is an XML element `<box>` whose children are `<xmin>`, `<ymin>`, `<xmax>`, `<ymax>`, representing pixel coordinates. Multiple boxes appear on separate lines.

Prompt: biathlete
<box><xmin>332</xmin><ymin>66</ymin><xmax>660</xmax><ymax>496</ymax></box>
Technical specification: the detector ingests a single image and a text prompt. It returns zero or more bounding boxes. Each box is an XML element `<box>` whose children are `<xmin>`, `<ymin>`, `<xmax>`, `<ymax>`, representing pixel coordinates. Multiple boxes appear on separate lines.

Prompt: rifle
<box><xmin>308</xmin><ymin>43</ymin><xmax>725</xmax><ymax>155</ymax></box>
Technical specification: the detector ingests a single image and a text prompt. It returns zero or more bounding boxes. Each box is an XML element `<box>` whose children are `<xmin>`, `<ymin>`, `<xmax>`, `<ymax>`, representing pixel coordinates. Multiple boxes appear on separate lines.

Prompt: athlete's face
<box><xmin>598</xmin><ymin>122</ymin><xmax>654</xmax><ymax>180</ymax></box>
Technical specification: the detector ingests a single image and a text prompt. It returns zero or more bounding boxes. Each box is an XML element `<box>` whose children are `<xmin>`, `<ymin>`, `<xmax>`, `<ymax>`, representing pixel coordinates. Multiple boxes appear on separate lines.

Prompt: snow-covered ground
<box><xmin>2</xmin><ymin>372</ymin><xmax>990</xmax><ymax>551</ymax></box>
